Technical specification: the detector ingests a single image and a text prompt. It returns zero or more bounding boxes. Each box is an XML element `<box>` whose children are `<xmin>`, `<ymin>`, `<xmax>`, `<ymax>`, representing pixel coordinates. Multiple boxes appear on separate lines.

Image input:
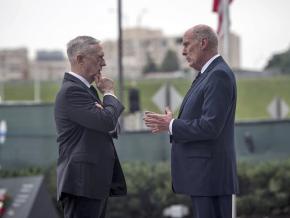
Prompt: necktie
<box><xmin>192</xmin><ymin>71</ymin><xmax>201</xmax><ymax>85</ymax></box>
<box><xmin>196</xmin><ymin>71</ymin><xmax>201</xmax><ymax>80</ymax></box>
<box><xmin>89</xmin><ymin>85</ymin><xmax>101</xmax><ymax>102</ymax></box>
<box><xmin>178</xmin><ymin>71</ymin><xmax>202</xmax><ymax>117</ymax></box>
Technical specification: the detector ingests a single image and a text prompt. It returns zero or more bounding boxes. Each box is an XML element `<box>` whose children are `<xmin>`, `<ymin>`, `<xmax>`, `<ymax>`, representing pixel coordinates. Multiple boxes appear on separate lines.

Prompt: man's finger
<box><xmin>145</xmin><ymin>114</ymin><xmax>166</xmax><ymax>120</ymax></box>
<box><xmin>144</xmin><ymin>118</ymin><xmax>165</xmax><ymax>125</ymax></box>
<box><xmin>143</xmin><ymin>117</ymin><xmax>159</xmax><ymax>123</ymax></box>
<box><xmin>144</xmin><ymin>111</ymin><xmax>156</xmax><ymax>115</ymax></box>
<box><xmin>95</xmin><ymin>103</ymin><xmax>104</xmax><ymax>109</ymax></box>
<box><xmin>165</xmin><ymin>107</ymin><xmax>172</xmax><ymax>115</ymax></box>
<box><xmin>144</xmin><ymin>113</ymin><xmax>162</xmax><ymax>119</ymax></box>
<box><xmin>144</xmin><ymin>121</ymin><xmax>158</xmax><ymax>128</ymax></box>
<box><xmin>152</xmin><ymin>128</ymin><xmax>161</xmax><ymax>134</ymax></box>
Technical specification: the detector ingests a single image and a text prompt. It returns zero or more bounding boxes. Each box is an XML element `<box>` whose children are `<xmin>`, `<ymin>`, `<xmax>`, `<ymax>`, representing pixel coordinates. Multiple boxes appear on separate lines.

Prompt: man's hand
<box><xmin>95</xmin><ymin>102</ymin><xmax>104</xmax><ymax>109</ymax></box>
<box><xmin>96</xmin><ymin>76</ymin><xmax>115</xmax><ymax>95</ymax></box>
<box><xmin>143</xmin><ymin>107</ymin><xmax>173</xmax><ymax>133</ymax></box>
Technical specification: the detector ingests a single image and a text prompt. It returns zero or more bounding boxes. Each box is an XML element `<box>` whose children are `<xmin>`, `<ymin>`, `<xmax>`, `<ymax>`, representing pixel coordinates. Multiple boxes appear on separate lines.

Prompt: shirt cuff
<box><xmin>104</xmin><ymin>92</ymin><xmax>117</xmax><ymax>99</ymax></box>
<box><xmin>169</xmin><ymin>119</ymin><xmax>174</xmax><ymax>135</ymax></box>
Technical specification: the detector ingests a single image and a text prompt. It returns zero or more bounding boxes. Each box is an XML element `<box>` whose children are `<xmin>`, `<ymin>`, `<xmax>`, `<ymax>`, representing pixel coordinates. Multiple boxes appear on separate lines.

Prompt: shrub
<box><xmin>2</xmin><ymin>160</ymin><xmax>290</xmax><ymax>217</ymax></box>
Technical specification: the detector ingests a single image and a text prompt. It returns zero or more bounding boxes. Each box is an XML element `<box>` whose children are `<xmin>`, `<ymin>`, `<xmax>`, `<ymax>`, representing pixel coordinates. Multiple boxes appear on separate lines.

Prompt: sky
<box><xmin>0</xmin><ymin>0</ymin><xmax>290</xmax><ymax>70</ymax></box>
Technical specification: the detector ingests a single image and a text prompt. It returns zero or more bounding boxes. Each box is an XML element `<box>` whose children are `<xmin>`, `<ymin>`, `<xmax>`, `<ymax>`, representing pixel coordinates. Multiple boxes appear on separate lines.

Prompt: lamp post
<box><xmin>0</xmin><ymin>57</ymin><xmax>6</xmax><ymax>102</ymax></box>
<box><xmin>117</xmin><ymin>0</ymin><xmax>124</xmax><ymax>127</ymax></box>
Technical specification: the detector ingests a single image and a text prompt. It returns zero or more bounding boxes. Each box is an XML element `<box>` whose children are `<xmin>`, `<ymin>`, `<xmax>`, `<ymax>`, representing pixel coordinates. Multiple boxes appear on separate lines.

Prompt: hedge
<box><xmin>1</xmin><ymin>160</ymin><xmax>290</xmax><ymax>218</ymax></box>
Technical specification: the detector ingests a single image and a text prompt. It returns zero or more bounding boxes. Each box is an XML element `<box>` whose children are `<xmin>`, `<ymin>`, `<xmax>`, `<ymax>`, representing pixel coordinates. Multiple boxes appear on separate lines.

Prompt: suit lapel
<box><xmin>63</xmin><ymin>72</ymin><xmax>88</xmax><ymax>90</ymax></box>
<box><xmin>178</xmin><ymin>73</ymin><xmax>207</xmax><ymax>118</ymax></box>
<box><xmin>63</xmin><ymin>72</ymin><xmax>102</xmax><ymax>104</ymax></box>
<box><xmin>178</xmin><ymin>56</ymin><xmax>223</xmax><ymax>118</ymax></box>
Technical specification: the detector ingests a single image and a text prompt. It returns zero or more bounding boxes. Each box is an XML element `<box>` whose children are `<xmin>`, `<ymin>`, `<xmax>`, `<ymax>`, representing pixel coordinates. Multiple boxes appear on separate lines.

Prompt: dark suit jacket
<box><xmin>171</xmin><ymin>56</ymin><xmax>239</xmax><ymax>196</ymax></box>
<box><xmin>54</xmin><ymin>73</ymin><xmax>127</xmax><ymax>201</ymax></box>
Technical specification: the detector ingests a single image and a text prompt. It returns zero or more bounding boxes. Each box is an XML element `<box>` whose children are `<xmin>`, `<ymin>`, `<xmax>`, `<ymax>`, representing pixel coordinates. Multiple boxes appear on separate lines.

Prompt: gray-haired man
<box><xmin>54</xmin><ymin>36</ymin><xmax>126</xmax><ymax>218</ymax></box>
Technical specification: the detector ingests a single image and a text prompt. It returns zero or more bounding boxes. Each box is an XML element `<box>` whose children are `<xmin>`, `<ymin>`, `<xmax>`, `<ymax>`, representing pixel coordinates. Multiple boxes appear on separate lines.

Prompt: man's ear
<box><xmin>76</xmin><ymin>54</ymin><xmax>85</xmax><ymax>65</ymax></box>
<box><xmin>200</xmin><ymin>38</ymin><xmax>208</xmax><ymax>50</ymax></box>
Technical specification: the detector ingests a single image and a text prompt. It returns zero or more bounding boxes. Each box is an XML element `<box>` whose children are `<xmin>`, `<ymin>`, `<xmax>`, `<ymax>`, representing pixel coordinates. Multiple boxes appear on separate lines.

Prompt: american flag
<box><xmin>212</xmin><ymin>0</ymin><xmax>233</xmax><ymax>35</ymax></box>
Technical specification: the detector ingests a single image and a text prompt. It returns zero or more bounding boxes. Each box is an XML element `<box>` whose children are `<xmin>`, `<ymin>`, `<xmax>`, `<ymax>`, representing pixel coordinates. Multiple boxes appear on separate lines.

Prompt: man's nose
<box><xmin>102</xmin><ymin>60</ymin><xmax>106</xmax><ymax>67</ymax></box>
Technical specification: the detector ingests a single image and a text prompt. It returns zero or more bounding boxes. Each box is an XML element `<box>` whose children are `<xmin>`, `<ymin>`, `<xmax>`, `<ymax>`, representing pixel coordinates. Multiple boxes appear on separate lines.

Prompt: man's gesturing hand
<box><xmin>143</xmin><ymin>107</ymin><xmax>173</xmax><ymax>133</ymax></box>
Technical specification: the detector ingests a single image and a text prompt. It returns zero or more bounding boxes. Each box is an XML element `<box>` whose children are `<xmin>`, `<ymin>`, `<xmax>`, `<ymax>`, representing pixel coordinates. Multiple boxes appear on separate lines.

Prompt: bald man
<box><xmin>144</xmin><ymin>25</ymin><xmax>239</xmax><ymax>218</ymax></box>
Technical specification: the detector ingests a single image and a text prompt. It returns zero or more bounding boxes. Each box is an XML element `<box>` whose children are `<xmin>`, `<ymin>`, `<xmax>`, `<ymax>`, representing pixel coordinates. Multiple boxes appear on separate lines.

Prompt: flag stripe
<box><xmin>212</xmin><ymin>0</ymin><xmax>233</xmax><ymax>34</ymax></box>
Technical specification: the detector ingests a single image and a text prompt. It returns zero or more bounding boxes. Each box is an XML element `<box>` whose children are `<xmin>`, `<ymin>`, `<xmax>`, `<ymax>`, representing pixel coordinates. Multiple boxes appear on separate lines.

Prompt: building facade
<box><xmin>0</xmin><ymin>48</ymin><xmax>29</xmax><ymax>81</ymax></box>
<box><xmin>218</xmin><ymin>31</ymin><xmax>241</xmax><ymax>69</ymax></box>
<box><xmin>102</xmin><ymin>28</ymin><xmax>241</xmax><ymax>79</ymax></box>
<box><xmin>102</xmin><ymin>27</ymin><xmax>188</xmax><ymax>79</ymax></box>
<box><xmin>31</xmin><ymin>50</ymin><xmax>69</xmax><ymax>81</ymax></box>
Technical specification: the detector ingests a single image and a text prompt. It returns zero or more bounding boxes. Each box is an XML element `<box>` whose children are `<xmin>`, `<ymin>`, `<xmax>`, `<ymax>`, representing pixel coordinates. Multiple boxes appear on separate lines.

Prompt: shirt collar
<box><xmin>200</xmin><ymin>54</ymin><xmax>220</xmax><ymax>74</ymax></box>
<box><xmin>68</xmin><ymin>71</ymin><xmax>90</xmax><ymax>88</ymax></box>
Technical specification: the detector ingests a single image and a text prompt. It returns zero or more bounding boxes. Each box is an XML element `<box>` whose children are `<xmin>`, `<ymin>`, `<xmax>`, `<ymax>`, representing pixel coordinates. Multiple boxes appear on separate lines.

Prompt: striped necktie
<box><xmin>189</xmin><ymin>71</ymin><xmax>201</xmax><ymax>87</ymax></box>
<box><xmin>89</xmin><ymin>85</ymin><xmax>101</xmax><ymax>103</ymax></box>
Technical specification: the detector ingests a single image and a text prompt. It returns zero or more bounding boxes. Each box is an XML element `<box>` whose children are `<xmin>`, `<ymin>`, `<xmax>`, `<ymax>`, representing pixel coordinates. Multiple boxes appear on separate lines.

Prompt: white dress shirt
<box><xmin>68</xmin><ymin>71</ymin><xmax>90</xmax><ymax>88</ymax></box>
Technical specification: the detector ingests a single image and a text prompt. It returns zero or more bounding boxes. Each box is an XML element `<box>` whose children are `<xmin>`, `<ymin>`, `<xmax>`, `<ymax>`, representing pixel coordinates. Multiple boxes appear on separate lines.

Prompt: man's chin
<box><xmin>189</xmin><ymin>63</ymin><xmax>199</xmax><ymax>71</ymax></box>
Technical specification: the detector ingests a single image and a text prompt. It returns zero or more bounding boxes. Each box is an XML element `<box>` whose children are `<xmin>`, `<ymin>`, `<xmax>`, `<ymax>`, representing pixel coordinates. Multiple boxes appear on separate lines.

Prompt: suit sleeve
<box><xmin>172</xmin><ymin>70</ymin><xmax>234</xmax><ymax>143</ymax></box>
<box><xmin>66</xmin><ymin>86</ymin><xmax>124</xmax><ymax>132</ymax></box>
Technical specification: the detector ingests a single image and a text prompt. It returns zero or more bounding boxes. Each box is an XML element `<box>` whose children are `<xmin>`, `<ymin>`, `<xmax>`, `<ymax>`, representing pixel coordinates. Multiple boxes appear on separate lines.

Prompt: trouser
<box><xmin>191</xmin><ymin>195</ymin><xmax>232</xmax><ymax>218</ymax></box>
<box><xmin>61</xmin><ymin>193</ymin><xmax>108</xmax><ymax>218</ymax></box>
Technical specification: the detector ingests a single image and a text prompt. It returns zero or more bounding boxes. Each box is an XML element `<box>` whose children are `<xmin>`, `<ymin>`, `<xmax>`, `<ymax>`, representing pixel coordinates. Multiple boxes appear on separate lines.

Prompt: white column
<box><xmin>222</xmin><ymin>0</ymin><xmax>230</xmax><ymax>63</ymax></box>
<box><xmin>232</xmin><ymin>195</ymin><xmax>236</xmax><ymax>218</ymax></box>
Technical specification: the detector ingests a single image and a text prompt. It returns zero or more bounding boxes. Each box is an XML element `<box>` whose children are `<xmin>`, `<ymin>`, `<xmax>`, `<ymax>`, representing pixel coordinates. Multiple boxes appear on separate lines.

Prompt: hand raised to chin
<box><xmin>96</xmin><ymin>76</ymin><xmax>115</xmax><ymax>95</ymax></box>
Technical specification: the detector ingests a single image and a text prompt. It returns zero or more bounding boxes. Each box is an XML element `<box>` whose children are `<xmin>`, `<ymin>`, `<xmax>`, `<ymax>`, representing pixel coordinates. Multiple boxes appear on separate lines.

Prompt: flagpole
<box><xmin>0</xmin><ymin>80</ymin><xmax>4</xmax><ymax>103</ymax></box>
<box><xmin>117</xmin><ymin>0</ymin><xmax>124</xmax><ymax>128</ymax></box>
<box><xmin>221</xmin><ymin>1</ymin><xmax>236</xmax><ymax>217</ymax></box>
<box><xmin>0</xmin><ymin>62</ymin><xmax>6</xmax><ymax>102</ymax></box>
<box><xmin>223</xmin><ymin>0</ymin><xmax>230</xmax><ymax>63</ymax></box>
<box><xmin>34</xmin><ymin>70</ymin><xmax>41</xmax><ymax>103</ymax></box>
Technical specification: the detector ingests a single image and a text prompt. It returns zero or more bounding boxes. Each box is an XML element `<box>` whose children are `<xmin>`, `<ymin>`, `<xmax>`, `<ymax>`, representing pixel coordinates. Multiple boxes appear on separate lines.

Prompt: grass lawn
<box><xmin>1</xmin><ymin>75</ymin><xmax>290</xmax><ymax>120</ymax></box>
<box><xmin>236</xmin><ymin>76</ymin><xmax>290</xmax><ymax>119</ymax></box>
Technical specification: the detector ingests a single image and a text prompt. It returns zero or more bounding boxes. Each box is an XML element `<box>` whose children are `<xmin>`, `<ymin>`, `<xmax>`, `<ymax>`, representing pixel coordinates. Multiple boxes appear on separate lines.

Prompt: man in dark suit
<box><xmin>54</xmin><ymin>36</ymin><xmax>126</xmax><ymax>218</ymax></box>
<box><xmin>144</xmin><ymin>24</ymin><xmax>238</xmax><ymax>218</ymax></box>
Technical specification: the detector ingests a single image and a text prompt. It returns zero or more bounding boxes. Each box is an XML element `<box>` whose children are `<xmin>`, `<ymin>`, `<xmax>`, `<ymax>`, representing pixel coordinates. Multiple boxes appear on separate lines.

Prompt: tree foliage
<box><xmin>160</xmin><ymin>49</ymin><xmax>180</xmax><ymax>72</ymax></box>
<box><xmin>265</xmin><ymin>48</ymin><xmax>290</xmax><ymax>74</ymax></box>
<box><xmin>142</xmin><ymin>53</ymin><xmax>158</xmax><ymax>74</ymax></box>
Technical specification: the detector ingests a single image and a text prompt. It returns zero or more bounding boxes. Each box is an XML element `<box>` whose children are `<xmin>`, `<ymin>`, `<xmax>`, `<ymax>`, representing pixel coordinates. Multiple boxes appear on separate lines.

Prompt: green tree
<box><xmin>142</xmin><ymin>53</ymin><xmax>158</xmax><ymax>74</ymax></box>
<box><xmin>160</xmin><ymin>49</ymin><xmax>180</xmax><ymax>72</ymax></box>
<box><xmin>265</xmin><ymin>48</ymin><xmax>290</xmax><ymax>74</ymax></box>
